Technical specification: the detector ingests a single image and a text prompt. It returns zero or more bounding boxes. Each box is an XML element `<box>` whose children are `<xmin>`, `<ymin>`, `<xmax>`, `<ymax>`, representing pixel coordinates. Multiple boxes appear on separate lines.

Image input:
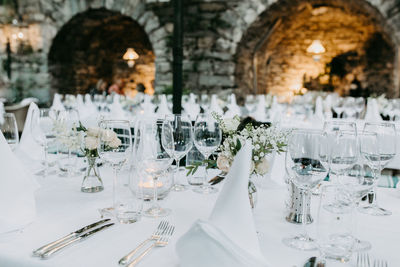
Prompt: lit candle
<box><xmin>139</xmin><ymin>180</ymin><xmax>163</xmax><ymax>189</ymax></box>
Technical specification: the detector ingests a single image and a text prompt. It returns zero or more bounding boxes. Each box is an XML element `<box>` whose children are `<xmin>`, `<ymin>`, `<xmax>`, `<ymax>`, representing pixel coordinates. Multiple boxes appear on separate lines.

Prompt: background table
<box><xmin>0</xmin><ymin>167</ymin><xmax>399</xmax><ymax>267</ymax></box>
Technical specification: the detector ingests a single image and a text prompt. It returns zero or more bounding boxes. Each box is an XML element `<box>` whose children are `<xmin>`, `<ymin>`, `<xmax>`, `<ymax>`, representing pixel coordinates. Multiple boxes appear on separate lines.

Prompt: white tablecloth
<box><xmin>1</xmin><ymin>165</ymin><xmax>399</xmax><ymax>267</ymax></box>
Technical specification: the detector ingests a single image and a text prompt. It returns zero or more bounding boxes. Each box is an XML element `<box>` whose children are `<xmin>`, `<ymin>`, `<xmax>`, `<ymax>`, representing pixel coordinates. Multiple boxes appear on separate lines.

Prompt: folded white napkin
<box><xmin>183</xmin><ymin>93</ymin><xmax>200</xmax><ymax>121</ymax></box>
<box><xmin>176</xmin><ymin>140</ymin><xmax>269</xmax><ymax>267</ymax></box>
<box><xmin>251</xmin><ymin>95</ymin><xmax>266</xmax><ymax>121</ymax></box>
<box><xmin>110</xmin><ymin>95</ymin><xmax>126</xmax><ymax>120</ymax></box>
<box><xmin>51</xmin><ymin>93</ymin><xmax>65</xmax><ymax>111</ymax></box>
<box><xmin>364</xmin><ymin>98</ymin><xmax>382</xmax><ymax>122</ymax></box>
<box><xmin>314</xmin><ymin>96</ymin><xmax>324</xmax><ymax>120</ymax></box>
<box><xmin>0</xmin><ymin>131</ymin><xmax>38</xmax><ymax>234</ymax></box>
<box><xmin>156</xmin><ymin>94</ymin><xmax>172</xmax><ymax>118</ymax></box>
<box><xmin>84</xmin><ymin>94</ymin><xmax>97</xmax><ymax>114</ymax></box>
<box><xmin>140</xmin><ymin>94</ymin><xmax>155</xmax><ymax>115</ymax></box>
<box><xmin>208</xmin><ymin>94</ymin><xmax>223</xmax><ymax>115</ymax></box>
<box><xmin>224</xmin><ymin>94</ymin><xmax>241</xmax><ymax>118</ymax></box>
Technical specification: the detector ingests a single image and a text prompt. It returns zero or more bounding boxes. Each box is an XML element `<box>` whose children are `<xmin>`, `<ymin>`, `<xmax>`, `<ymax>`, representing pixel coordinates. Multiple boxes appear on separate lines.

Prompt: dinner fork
<box><xmin>127</xmin><ymin>225</ymin><xmax>175</xmax><ymax>267</ymax></box>
<box><xmin>374</xmin><ymin>259</ymin><xmax>388</xmax><ymax>267</ymax></box>
<box><xmin>118</xmin><ymin>220</ymin><xmax>169</xmax><ymax>265</ymax></box>
<box><xmin>357</xmin><ymin>253</ymin><xmax>371</xmax><ymax>267</ymax></box>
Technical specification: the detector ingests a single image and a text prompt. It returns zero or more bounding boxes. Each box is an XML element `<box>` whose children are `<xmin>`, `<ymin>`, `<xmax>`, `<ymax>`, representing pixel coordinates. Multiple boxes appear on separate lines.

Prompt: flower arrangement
<box><xmin>187</xmin><ymin>113</ymin><xmax>289</xmax><ymax>176</ymax></box>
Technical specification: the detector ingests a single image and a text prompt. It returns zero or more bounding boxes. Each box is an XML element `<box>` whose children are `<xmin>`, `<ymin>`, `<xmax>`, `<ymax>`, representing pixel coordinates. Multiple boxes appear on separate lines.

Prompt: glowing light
<box><xmin>17</xmin><ymin>32</ymin><xmax>24</xmax><ymax>39</ymax></box>
<box><xmin>123</xmin><ymin>48</ymin><xmax>139</xmax><ymax>68</ymax></box>
<box><xmin>306</xmin><ymin>40</ymin><xmax>326</xmax><ymax>54</ymax></box>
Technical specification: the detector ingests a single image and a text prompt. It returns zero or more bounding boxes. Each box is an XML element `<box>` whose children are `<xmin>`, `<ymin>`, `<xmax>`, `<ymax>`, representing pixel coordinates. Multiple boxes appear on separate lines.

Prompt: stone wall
<box><xmin>0</xmin><ymin>0</ymin><xmax>399</xmax><ymax>104</ymax></box>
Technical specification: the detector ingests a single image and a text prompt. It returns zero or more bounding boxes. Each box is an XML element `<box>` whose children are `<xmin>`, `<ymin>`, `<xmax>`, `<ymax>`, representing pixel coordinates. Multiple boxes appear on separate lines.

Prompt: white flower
<box><xmin>255</xmin><ymin>144</ymin><xmax>260</xmax><ymax>150</ymax></box>
<box><xmin>260</xmin><ymin>152</ymin><xmax>265</xmax><ymax>157</ymax></box>
<box><xmin>223</xmin><ymin>118</ymin><xmax>240</xmax><ymax>132</ymax></box>
<box><xmin>87</xmin><ymin>127</ymin><xmax>101</xmax><ymax>137</ymax></box>
<box><xmin>255</xmin><ymin>157</ymin><xmax>270</xmax><ymax>175</ymax></box>
<box><xmin>217</xmin><ymin>154</ymin><xmax>231</xmax><ymax>173</ymax></box>
<box><xmin>85</xmin><ymin>136</ymin><xmax>99</xmax><ymax>150</ymax></box>
<box><xmin>109</xmin><ymin>136</ymin><xmax>121</xmax><ymax>148</ymax></box>
<box><xmin>253</xmin><ymin>156</ymin><xmax>259</xmax><ymax>161</ymax></box>
<box><xmin>101</xmin><ymin>129</ymin><xmax>117</xmax><ymax>142</ymax></box>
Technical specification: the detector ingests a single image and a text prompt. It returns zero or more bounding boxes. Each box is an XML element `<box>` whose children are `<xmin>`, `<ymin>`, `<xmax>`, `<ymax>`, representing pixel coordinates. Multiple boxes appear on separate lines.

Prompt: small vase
<box><xmin>248</xmin><ymin>179</ymin><xmax>257</xmax><ymax>209</ymax></box>
<box><xmin>81</xmin><ymin>157</ymin><xmax>104</xmax><ymax>193</ymax></box>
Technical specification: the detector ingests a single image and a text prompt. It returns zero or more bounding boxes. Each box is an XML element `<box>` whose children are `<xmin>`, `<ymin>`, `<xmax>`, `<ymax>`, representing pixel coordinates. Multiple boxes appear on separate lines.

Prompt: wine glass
<box><xmin>360</xmin><ymin>122</ymin><xmax>396</xmax><ymax>216</ymax></box>
<box><xmin>1</xmin><ymin>113</ymin><xmax>19</xmax><ymax>151</ymax></box>
<box><xmin>337</xmin><ymin>131</ymin><xmax>379</xmax><ymax>252</ymax></box>
<box><xmin>245</xmin><ymin>95</ymin><xmax>257</xmax><ymax>114</ymax></box>
<box><xmin>136</xmin><ymin>119</ymin><xmax>173</xmax><ymax>217</ymax></box>
<box><xmin>283</xmin><ymin>129</ymin><xmax>328</xmax><ymax>251</ymax></box>
<box><xmin>31</xmin><ymin>108</ymin><xmax>58</xmax><ymax>176</ymax></box>
<box><xmin>332</xmin><ymin>97</ymin><xmax>344</xmax><ymax>118</ymax></box>
<box><xmin>98</xmin><ymin>120</ymin><xmax>132</xmax><ymax>220</ymax></box>
<box><xmin>162</xmin><ymin>114</ymin><xmax>193</xmax><ymax>191</ymax></box>
<box><xmin>193</xmin><ymin>114</ymin><xmax>222</xmax><ymax>194</ymax></box>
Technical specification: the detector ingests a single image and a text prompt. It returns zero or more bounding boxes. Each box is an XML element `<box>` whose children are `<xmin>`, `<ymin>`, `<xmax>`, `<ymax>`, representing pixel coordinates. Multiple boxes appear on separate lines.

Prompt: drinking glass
<box><xmin>193</xmin><ymin>114</ymin><xmax>222</xmax><ymax>194</ymax></box>
<box><xmin>360</xmin><ymin>122</ymin><xmax>396</xmax><ymax>216</ymax></box>
<box><xmin>162</xmin><ymin>114</ymin><xmax>193</xmax><ymax>191</ymax></box>
<box><xmin>317</xmin><ymin>184</ymin><xmax>355</xmax><ymax>263</ymax></box>
<box><xmin>136</xmin><ymin>119</ymin><xmax>173</xmax><ymax>217</ymax></box>
<box><xmin>31</xmin><ymin>108</ymin><xmax>58</xmax><ymax>176</ymax></box>
<box><xmin>1</xmin><ymin>113</ymin><xmax>19</xmax><ymax>151</ymax></box>
<box><xmin>332</xmin><ymin>97</ymin><xmax>344</xmax><ymax>118</ymax></box>
<box><xmin>245</xmin><ymin>95</ymin><xmax>257</xmax><ymax>114</ymax></box>
<box><xmin>98</xmin><ymin>120</ymin><xmax>133</xmax><ymax>222</ymax></box>
<box><xmin>283</xmin><ymin>129</ymin><xmax>328</xmax><ymax>251</ymax></box>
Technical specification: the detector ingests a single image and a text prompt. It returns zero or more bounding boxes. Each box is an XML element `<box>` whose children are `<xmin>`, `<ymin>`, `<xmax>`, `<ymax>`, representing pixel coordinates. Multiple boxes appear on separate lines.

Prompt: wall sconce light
<box><xmin>306</xmin><ymin>40</ymin><xmax>325</xmax><ymax>61</ymax></box>
<box><xmin>123</xmin><ymin>48</ymin><xmax>139</xmax><ymax>68</ymax></box>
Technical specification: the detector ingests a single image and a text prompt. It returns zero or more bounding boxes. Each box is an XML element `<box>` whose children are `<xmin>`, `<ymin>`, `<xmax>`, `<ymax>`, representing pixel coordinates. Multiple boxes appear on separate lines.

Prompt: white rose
<box><xmin>224</xmin><ymin>118</ymin><xmax>240</xmax><ymax>132</ymax></box>
<box><xmin>87</xmin><ymin>127</ymin><xmax>101</xmax><ymax>137</ymax></box>
<box><xmin>85</xmin><ymin>136</ymin><xmax>99</xmax><ymax>150</ymax></box>
<box><xmin>109</xmin><ymin>136</ymin><xmax>121</xmax><ymax>148</ymax></box>
<box><xmin>101</xmin><ymin>129</ymin><xmax>117</xmax><ymax>142</ymax></box>
<box><xmin>217</xmin><ymin>155</ymin><xmax>231</xmax><ymax>173</ymax></box>
<box><xmin>255</xmin><ymin>157</ymin><xmax>270</xmax><ymax>175</ymax></box>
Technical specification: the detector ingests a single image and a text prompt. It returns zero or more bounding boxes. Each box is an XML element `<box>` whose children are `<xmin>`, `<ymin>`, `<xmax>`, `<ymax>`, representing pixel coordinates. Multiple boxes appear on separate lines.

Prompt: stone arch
<box><xmin>228</xmin><ymin>0</ymin><xmax>400</xmax><ymax>98</ymax></box>
<box><xmin>45</xmin><ymin>0</ymin><xmax>170</xmax><ymax>94</ymax></box>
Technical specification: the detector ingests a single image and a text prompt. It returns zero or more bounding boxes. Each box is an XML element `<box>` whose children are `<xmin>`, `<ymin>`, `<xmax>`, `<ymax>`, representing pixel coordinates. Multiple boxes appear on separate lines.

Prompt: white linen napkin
<box><xmin>176</xmin><ymin>140</ymin><xmax>269</xmax><ymax>267</ymax></box>
<box><xmin>51</xmin><ymin>93</ymin><xmax>65</xmax><ymax>111</ymax></box>
<box><xmin>140</xmin><ymin>94</ymin><xmax>155</xmax><ymax>115</ymax></box>
<box><xmin>314</xmin><ymin>96</ymin><xmax>324</xmax><ymax>120</ymax></box>
<box><xmin>251</xmin><ymin>95</ymin><xmax>266</xmax><ymax>121</ymax></box>
<box><xmin>84</xmin><ymin>94</ymin><xmax>97</xmax><ymax>114</ymax></box>
<box><xmin>224</xmin><ymin>94</ymin><xmax>241</xmax><ymax>118</ymax></box>
<box><xmin>156</xmin><ymin>94</ymin><xmax>172</xmax><ymax>118</ymax></box>
<box><xmin>208</xmin><ymin>94</ymin><xmax>223</xmax><ymax>115</ymax></box>
<box><xmin>0</xmin><ymin>131</ymin><xmax>38</xmax><ymax>234</ymax></box>
<box><xmin>109</xmin><ymin>94</ymin><xmax>126</xmax><ymax>120</ymax></box>
<box><xmin>183</xmin><ymin>93</ymin><xmax>200</xmax><ymax>121</ymax></box>
<box><xmin>364</xmin><ymin>98</ymin><xmax>382</xmax><ymax>122</ymax></box>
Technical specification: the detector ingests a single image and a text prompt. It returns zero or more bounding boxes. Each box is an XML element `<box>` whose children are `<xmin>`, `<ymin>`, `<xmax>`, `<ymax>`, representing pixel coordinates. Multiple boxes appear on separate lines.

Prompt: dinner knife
<box><xmin>33</xmin><ymin>218</ymin><xmax>111</xmax><ymax>256</ymax></box>
<box><xmin>40</xmin><ymin>223</ymin><xmax>115</xmax><ymax>259</ymax></box>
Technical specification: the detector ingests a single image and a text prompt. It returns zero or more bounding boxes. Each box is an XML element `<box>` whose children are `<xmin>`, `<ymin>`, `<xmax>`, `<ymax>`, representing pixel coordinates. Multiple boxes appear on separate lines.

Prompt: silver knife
<box><xmin>33</xmin><ymin>218</ymin><xmax>111</xmax><ymax>256</ymax></box>
<box><xmin>40</xmin><ymin>223</ymin><xmax>115</xmax><ymax>259</ymax></box>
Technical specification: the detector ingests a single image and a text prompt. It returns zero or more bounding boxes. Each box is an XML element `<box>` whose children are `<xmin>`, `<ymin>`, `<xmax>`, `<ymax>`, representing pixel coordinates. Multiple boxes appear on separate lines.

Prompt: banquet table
<box><xmin>1</xmin><ymin>165</ymin><xmax>400</xmax><ymax>267</ymax></box>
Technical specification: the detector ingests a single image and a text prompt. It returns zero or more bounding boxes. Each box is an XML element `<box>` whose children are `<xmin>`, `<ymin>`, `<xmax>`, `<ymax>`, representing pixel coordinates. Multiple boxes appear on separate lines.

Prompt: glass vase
<box><xmin>81</xmin><ymin>157</ymin><xmax>104</xmax><ymax>193</ymax></box>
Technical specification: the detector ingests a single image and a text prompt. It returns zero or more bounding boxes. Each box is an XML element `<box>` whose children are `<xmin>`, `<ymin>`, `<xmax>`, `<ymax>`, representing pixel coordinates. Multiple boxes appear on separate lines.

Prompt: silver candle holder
<box><xmin>286</xmin><ymin>180</ymin><xmax>313</xmax><ymax>224</ymax></box>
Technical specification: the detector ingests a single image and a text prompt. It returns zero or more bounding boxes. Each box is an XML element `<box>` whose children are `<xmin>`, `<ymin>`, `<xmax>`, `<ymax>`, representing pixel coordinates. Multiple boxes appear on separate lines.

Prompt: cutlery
<box><xmin>119</xmin><ymin>220</ymin><xmax>169</xmax><ymax>265</ymax></box>
<box><xmin>357</xmin><ymin>253</ymin><xmax>371</xmax><ymax>267</ymax></box>
<box><xmin>303</xmin><ymin>257</ymin><xmax>325</xmax><ymax>267</ymax></box>
<box><xmin>373</xmin><ymin>259</ymin><xmax>388</xmax><ymax>267</ymax></box>
<box><xmin>127</xmin><ymin>225</ymin><xmax>175</xmax><ymax>267</ymax></box>
<box><xmin>32</xmin><ymin>218</ymin><xmax>111</xmax><ymax>256</ymax></box>
<box><xmin>40</xmin><ymin>223</ymin><xmax>114</xmax><ymax>259</ymax></box>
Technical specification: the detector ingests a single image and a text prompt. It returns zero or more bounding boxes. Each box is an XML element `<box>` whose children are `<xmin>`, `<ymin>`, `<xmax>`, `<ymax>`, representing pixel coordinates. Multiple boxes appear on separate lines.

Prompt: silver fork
<box><xmin>127</xmin><ymin>225</ymin><xmax>175</xmax><ymax>267</ymax></box>
<box><xmin>374</xmin><ymin>259</ymin><xmax>388</xmax><ymax>267</ymax></box>
<box><xmin>118</xmin><ymin>220</ymin><xmax>169</xmax><ymax>265</ymax></box>
<box><xmin>357</xmin><ymin>253</ymin><xmax>371</xmax><ymax>267</ymax></box>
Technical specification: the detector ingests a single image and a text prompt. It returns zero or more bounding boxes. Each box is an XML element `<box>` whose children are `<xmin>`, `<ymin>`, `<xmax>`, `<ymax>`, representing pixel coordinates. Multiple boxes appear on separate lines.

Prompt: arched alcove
<box><xmin>48</xmin><ymin>8</ymin><xmax>155</xmax><ymax>95</ymax></box>
<box><xmin>235</xmin><ymin>0</ymin><xmax>398</xmax><ymax>100</ymax></box>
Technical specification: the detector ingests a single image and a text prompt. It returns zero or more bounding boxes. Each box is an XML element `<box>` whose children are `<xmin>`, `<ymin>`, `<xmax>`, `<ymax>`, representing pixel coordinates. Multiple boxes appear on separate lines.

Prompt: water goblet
<box><xmin>1</xmin><ymin>113</ymin><xmax>19</xmax><ymax>151</ymax></box>
<box><xmin>162</xmin><ymin>114</ymin><xmax>193</xmax><ymax>191</ymax></box>
<box><xmin>283</xmin><ymin>129</ymin><xmax>329</xmax><ymax>251</ymax></box>
<box><xmin>193</xmin><ymin>114</ymin><xmax>222</xmax><ymax>194</ymax></box>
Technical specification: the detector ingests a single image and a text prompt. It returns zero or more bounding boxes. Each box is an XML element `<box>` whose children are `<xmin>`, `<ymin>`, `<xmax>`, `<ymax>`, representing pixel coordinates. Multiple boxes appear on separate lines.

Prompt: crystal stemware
<box><xmin>136</xmin><ymin>119</ymin><xmax>173</xmax><ymax>217</ymax></box>
<box><xmin>162</xmin><ymin>114</ymin><xmax>193</xmax><ymax>191</ymax></box>
<box><xmin>98</xmin><ymin>120</ymin><xmax>132</xmax><ymax>220</ymax></box>
<box><xmin>1</xmin><ymin>113</ymin><xmax>19</xmax><ymax>151</ymax></box>
<box><xmin>360</xmin><ymin>122</ymin><xmax>396</xmax><ymax>216</ymax></box>
<box><xmin>283</xmin><ymin>129</ymin><xmax>328</xmax><ymax>251</ymax></box>
<box><xmin>193</xmin><ymin>114</ymin><xmax>222</xmax><ymax>194</ymax></box>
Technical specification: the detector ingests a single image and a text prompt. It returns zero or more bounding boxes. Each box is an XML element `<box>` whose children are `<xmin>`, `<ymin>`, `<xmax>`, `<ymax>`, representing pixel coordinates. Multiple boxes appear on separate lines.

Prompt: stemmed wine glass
<box><xmin>98</xmin><ymin>120</ymin><xmax>132</xmax><ymax>218</ymax></box>
<box><xmin>360</xmin><ymin>122</ymin><xmax>396</xmax><ymax>216</ymax></box>
<box><xmin>136</xmin><ymin>119</ymin><xmax>173</xmax><ymax>217</ymax></box>
<box><xmin>162</xmin><ymin>114</ymin><xmax>193</xmax><ymax>191</ymax></box>
<box><xmin>283</xmin><ymin>129</ymin><xmax>328</xmax><ymax>251</ymax></box>
<box><xmin>193</xmin><ymin>114</ymin><xmax>222</xmax><ymax>194</ymax></box>
<box><xmin>31</xmin><ymin>108</ymin><xmax>58</xmax><ymax>176</ymax></box>
<box><xmin>1</xmin><ymin>113</ymin><xmax>19</xmax><ymax>151</ymax></box>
